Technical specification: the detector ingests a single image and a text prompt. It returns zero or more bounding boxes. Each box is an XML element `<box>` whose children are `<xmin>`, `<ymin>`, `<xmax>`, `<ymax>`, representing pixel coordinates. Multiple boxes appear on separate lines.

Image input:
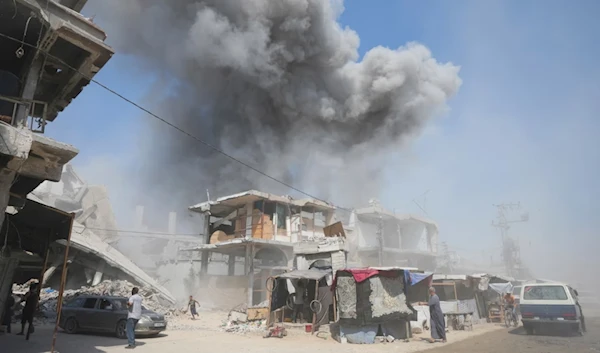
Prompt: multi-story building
<box><xmin>182</xmin><ymin>190</ymin><xmax>337</xmax><ymax>306</ymax></box>
<box><xmin>345</xmin><ymin>201</ymin><xmax>439</xmax><ymax>271</ymax></box>
<box><xmin>0</xmin><ymin>0</ymin><xmax>114</xmax><ymax>318</ymax></box>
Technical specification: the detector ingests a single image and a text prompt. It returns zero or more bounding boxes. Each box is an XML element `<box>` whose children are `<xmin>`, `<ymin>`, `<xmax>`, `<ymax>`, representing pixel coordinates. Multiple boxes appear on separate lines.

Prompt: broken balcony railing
<box><xmin>0</xmin><ymin>94</ymin><xmax>48</xmax><ymax>133</ymax></box>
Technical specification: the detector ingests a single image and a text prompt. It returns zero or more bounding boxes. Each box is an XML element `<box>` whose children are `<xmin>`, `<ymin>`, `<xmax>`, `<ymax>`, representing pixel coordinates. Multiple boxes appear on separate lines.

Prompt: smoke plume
<box><xmin>88</xmin><ymin>0</ymin><xmax>461</xmax><ymax>209</ymax></box>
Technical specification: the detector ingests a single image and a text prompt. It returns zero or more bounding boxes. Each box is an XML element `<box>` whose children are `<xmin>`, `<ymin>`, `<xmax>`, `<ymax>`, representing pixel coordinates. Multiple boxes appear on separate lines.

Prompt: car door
<box><xmin>61</xmin><ymin>297</ymin><xmax>85</xmax><ymax>327</ymax></box>
<box><xmin>77</xmin><ymin>297</ymin><xmax>99</xmax><ymax>330</ymax></box>
<box><xmin>94</xmin><ymin>298</ymin><xmax>118</xmax><ymax>332</ymax></box>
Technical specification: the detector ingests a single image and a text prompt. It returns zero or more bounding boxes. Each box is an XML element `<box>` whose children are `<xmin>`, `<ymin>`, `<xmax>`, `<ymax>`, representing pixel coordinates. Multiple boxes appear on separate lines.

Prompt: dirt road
<box><xmin>426</xmin><ymin>318</ymin><xmax>600</xmax><ymax>353</ymax></box>
<box><xmin>2</xmin><ymin>315</ymin><xmax>598</xmax><ymax>353</ymax></box>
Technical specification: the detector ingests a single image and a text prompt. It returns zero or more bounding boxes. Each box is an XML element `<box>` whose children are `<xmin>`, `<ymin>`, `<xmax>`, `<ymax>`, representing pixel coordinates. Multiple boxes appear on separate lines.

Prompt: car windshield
<box><xmin>523</xmin><ymin>285</ymin><xmax>568</xmax><ymax>300</ymax></box>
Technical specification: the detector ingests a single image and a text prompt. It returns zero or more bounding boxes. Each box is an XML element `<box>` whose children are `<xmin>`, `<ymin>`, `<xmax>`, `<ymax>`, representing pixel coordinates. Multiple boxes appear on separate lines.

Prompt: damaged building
<box><xmin>0</xmin><ymin>0</ymin><xmax>115</xmax><ymax>321</ymax></box>
<box><xmin>180</xmin><ymin>190</ymin><xmax>338</xmax><ymax>307</ymax></box>
<box><xmin>29</xmin><ymin>165</ymin><xmax>175</xmax><ymax>303</ymax></box>
<box><xmin>345</xmin><ymin>200</ymin><xmax>439</xmax><ymax>271</ymax></box>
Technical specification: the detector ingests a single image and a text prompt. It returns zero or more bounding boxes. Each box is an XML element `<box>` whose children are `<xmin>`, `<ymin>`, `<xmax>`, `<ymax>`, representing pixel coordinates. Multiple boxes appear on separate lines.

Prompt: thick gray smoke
<box><xmin>88</xmin><ymin>0</ymin><xmax>461</xmax><ymax>210</ymax></box>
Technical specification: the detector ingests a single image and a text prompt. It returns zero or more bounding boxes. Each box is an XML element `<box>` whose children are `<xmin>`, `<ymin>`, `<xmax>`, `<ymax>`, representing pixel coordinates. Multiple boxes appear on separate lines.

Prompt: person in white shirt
<box><xmin>126</xmin><ymin>287</ymin><xmax>143</xmax><ymax>349</ymax></box>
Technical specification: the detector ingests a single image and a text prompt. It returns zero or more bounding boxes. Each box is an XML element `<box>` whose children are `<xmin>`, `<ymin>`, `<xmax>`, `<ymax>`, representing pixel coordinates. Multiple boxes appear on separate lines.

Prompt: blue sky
<box><xmin>43</xmin><ymin>0</ymin><xmax>600</xmax><ymax>281</ymax></box>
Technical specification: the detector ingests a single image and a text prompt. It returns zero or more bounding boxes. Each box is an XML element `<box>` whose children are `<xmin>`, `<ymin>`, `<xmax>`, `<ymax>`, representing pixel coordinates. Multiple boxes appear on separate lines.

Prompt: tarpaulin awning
<box><xmin>489</xmin><ymin>282</ymin><xmax>513</xmax><ymax>295</ymax></box>
<box><xmin>407</xmin><ymin>272</ymin><xmax>433</xmax><ymax>286</ymax></box>
<box><xmin>337</xmin><ymin>268</ymin><xmax>400</xmax><ymax>283</ymax></box>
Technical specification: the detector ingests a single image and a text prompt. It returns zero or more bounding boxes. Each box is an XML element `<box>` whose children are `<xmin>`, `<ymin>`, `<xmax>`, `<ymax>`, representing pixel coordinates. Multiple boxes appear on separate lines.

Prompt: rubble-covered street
<box><xmin>2</xmin><ymin>317</ymin><xmax>598</xmax><ymax>353</ymax></box>
<box><xmin>1</xmin><ymin>0</ymin><xmax>599</xmax><ymax>353</ymax></box>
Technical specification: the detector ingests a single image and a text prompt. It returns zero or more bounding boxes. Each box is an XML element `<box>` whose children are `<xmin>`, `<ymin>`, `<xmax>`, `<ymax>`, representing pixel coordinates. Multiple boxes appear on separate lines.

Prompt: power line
<box><xmin>0</xmin><ymin>31</ymin><xmax>339</xmax><ymax>208</ymax></box>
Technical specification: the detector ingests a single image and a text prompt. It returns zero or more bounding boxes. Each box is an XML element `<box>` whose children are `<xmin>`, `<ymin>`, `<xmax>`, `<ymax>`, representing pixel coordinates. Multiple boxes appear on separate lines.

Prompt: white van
<box><xmin>519</xmin><ymin>282</ymin><xmax>586</xmax><ymax>335</ymax></box>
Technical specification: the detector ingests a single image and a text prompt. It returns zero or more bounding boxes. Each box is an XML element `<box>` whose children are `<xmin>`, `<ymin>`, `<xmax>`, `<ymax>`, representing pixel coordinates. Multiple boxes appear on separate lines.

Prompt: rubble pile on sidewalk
<box><xmin>222</xmin><ymin>318</ymin><xmax>267</xmax><ymax>334</ymax></box>
<box><xmin>11</xmin><ymin>279</ymin><xmax>180</xmax><ymax>322</ymax></box>
<box><xmin>219</xmin><ymin>301</ymin><xmax>268</xmax><ymax>335</ymax></box>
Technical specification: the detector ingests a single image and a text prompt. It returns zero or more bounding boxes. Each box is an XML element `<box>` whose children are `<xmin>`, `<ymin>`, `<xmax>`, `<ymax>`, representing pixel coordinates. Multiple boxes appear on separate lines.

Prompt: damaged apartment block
<box><xmin>0</xmin><ymin>0</ymin><xmax>114</xmax><ymax>321</ymax></box>
<box><xmin>183</xmin><ymin>190</ymin><xmax>337</xmax><ymax>307</ymax></box>
<box><xmin>346</xmin><ymin>200</ymin><xmax>439</xmax><ymax>271</ymax></box>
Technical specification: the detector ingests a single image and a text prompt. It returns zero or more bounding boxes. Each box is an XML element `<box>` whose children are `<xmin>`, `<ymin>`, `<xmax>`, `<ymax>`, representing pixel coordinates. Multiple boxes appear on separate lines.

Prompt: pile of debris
<box><xmin>11</xmin><ymin>279</ymin><xmax>179</xmax><ymax>322</ymax></box>
<box><xmin>222</xmin><ymin>319</ymin><xmax>266</xmax><ymax>334</ymax></box>
<box><xmin>220</xmin><ymin>300</ymin><xmax>269</xmax><ymax>335</ymax></box>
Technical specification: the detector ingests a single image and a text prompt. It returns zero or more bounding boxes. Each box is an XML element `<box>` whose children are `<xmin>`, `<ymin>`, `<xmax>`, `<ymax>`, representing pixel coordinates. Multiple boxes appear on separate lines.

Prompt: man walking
<box><xmin>17</xmin><ymin>282</ymin><xmax>38</xmax><ymax>340</ymax></box>
<box><xmin>428</xmin><ymin>287</ymin><xmax>447</xmax><ymax>343</ymax></box>
<box><xmin>126</xmin><ymin>287</ymin><xmax>142</xmax><ymax>349</ymax></box>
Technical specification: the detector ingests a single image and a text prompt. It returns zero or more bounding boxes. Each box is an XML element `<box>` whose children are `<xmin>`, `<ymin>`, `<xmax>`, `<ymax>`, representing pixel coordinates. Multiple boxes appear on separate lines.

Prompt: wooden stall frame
<box><xmin>50</xmin><ymin>214</ymin><xmax>74</xmax><ymax>353</ymax></box>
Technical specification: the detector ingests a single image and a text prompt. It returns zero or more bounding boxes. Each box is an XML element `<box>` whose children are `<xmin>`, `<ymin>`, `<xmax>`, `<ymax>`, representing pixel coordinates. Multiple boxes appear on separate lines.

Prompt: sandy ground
<box><xmin>3</xmin><ymin>310</ymin><xmax>599</xmax><ymax>353</ymax></box>
<box><xmin>425</xmin><ymin>317</ymin><xmax>600</xmax><ymax>353</ymax></box>
<box><xmin>0</xmin><ymin>310</ymin><xmax>503</xmax><ymax>353</ymax></box>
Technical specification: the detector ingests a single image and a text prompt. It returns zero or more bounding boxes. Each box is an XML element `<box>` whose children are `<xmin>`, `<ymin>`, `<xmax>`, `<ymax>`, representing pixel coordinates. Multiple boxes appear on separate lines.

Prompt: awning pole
<box><xmin>51</xmin><ymin>214</ymin><xmax>74</xmax><ymax>353</ymax></box>
<box><xmin>35</xmin><ymin>240</ymin><xmax>51</xmax><ymax>309</ymax></box>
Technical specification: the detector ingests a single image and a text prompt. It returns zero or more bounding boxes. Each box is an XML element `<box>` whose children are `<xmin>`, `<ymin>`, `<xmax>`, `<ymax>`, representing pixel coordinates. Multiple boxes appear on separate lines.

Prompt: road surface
<box><xmin>2</xmin><ymin>318</ymin><xmax>598</xmax><ymax>353</ymax></box>
<box><xmin>426</xmin><ymin>317</ymin><xmax>600</xmax><ymax>353</ymax></box>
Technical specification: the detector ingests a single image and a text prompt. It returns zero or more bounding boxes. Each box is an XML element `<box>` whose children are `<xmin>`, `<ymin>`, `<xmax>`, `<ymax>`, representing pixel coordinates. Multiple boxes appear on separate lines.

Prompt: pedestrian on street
<box><xmin>17</xmin><ymin>282</ymin><xmax>38</xmax><ymax>340</ymax></box>
<box><xmin>2</xmin><ymin>289</ymin><xmax>15</xmax><ymax>333</ymax></box>
<box><xmin>126</xmin><ymin>287</ymin><xmax>143</xmax><ymax>349</ymax></box>
<box><xmin>188</xmin><ymin>296</ymin><xmax>200</xmax><ymax>320</ymax></box>
<box><xmin>428</xmin><ymin>287</ymin><xmax>447</xmax><ymax>343</ymax></box>
<box><xmin>292</xmin><ymin>280</ymin><xmax>306</xmax><ymax>323</ymax></box>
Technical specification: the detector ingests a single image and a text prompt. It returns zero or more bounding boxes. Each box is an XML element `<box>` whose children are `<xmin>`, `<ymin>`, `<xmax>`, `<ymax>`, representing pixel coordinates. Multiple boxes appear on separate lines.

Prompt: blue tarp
<box><xmin>404</xmin><ymin>271</ymin><xmax>433</xmax><ymax>286</ymax></box>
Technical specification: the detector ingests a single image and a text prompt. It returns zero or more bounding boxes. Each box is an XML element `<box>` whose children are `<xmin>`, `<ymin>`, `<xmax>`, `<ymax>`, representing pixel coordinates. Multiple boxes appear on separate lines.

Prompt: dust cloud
<box><xmin>85</xmin><ymin>0</ymin><xmax>461</xmax><ymax>212</ymax></box>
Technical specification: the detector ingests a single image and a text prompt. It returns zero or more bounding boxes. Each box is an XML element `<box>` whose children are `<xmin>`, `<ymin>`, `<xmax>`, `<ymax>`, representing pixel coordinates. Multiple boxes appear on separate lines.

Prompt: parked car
<box><xmin>59</xmin><ymin>295</ymin><xmax>167</xmax><ymax>338</ymax></box>
<box><xmin>519</xmin><ymin>282</ymin><xmax>585</xmax><ymax>336</ymax></box>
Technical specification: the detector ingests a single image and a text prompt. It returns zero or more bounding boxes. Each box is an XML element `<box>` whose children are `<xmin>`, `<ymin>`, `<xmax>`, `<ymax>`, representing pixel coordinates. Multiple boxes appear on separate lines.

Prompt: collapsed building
<box><xmin>0</xmin><ymin>0</ymin><xmax>114</xmax><ymax>321</ymax></box>
<box><xmin>29</xmin><ymin>165</ymin><xmax>175</xmax><ymax>303</ymax></box>
<box><xmin>345</xmin><ymin>201</ymin><xmax>439</xmax><ymax>271</ymax></box>
<box><xmin>179</xmin><ymin>190</ymin><xmax>338</xmax><ymax>307</ymax></box>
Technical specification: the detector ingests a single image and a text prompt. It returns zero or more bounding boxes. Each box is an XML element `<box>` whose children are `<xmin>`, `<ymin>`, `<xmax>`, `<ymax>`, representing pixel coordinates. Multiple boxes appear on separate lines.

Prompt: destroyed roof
<box><xmin>27</xmin><ymin>193</ymin><xmax>176</xmax><ymax>303</ymax></box>
<box><xmin>353</xmin><ymin>205</ymin><xmax>438</xmax><ymax>229</ymax></box>
<box><xmin>54</xmin><ymin>222</ymin><xmax>175</xmax><ymax>303</ymax></box>
<box><xmin>189</xmin><ymin>190</ymin><xmax>335</xmax><ymax>217</ymax></box>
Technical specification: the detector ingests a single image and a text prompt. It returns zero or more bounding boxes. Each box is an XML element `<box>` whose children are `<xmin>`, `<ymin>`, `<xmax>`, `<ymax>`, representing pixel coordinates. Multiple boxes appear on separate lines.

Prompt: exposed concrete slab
<box><xmin>57</xmin><ymin>220</ymin><xmax>176</xmax><ymax>303</ymax></box>
<box><xmin>0</xmin><ymin>123</ymin><xmax>32</xmax><ymax>160</ymax></box>
<box><xmin>18</xmin><ymin>133</ymin><xmax>78</xmax><ymax>182</ymax></box>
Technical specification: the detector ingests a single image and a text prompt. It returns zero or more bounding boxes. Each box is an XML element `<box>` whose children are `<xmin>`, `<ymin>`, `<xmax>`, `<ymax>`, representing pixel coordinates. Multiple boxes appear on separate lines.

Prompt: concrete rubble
<box><xmin>32</xmin><ymin>164</ymin><xmax>119</xmax><ymax>244</ymax></box>
<box><xmin>29</xmin><ymin>165</ymin><xmax>177</xmax><ymax>304</ymax></box>
<box><xmin>11</xmin><ymin>279</ymin><xmax>180</xmax><ymax>324</ymax></box>
<box><xmin>221</xmin><ymin>300</ymin><xmax>270</xmax><ymax>334</ymax></box>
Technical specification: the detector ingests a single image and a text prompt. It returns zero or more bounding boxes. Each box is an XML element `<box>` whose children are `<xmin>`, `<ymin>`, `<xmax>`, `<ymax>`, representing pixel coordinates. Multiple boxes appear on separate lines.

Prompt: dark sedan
<box><xmin>59</xmin><ymin>295</ymin><xmax>167</xmax><ymax>338</ymax></box>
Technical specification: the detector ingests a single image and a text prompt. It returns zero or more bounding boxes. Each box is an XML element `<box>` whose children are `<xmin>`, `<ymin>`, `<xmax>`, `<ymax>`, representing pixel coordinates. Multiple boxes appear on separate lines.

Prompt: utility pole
<box><xmin>376</xmin><ymin>213</ymin><xmax>384</xmax><ymax>266</ymax></box>
<box><xmin>491</xmin><ymin>203</ymin><xmax>529</xmax><ymax>278</ymax></box>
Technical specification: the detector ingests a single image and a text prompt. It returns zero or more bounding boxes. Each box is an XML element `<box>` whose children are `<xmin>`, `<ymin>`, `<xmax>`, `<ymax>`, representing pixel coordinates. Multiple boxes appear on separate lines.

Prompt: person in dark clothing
<box><xmin>2</xmin><ymin>290</ymin><xmax>15</xmax><ymax>333</ymax></box>
<box><xmin>292</xmin><ymin>281</ymin><xmax>306</xmax><ymax>323</ymax></box>
<box><xmin>17</xmin><ymin>283</ymin><xmax>38</xmax><ymax>338</ymax></box>
<box><xmin>428</xmin><ymin>287</ymin><xmax>447</xmax><ymax>343</ymax></box>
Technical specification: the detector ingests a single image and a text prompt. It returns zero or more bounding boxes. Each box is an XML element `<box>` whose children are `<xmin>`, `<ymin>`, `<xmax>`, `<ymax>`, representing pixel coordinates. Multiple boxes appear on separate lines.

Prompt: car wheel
<box><xmin>64</xmin><ymin>317</ymin><xmax>78</xmax><ymax>334</ymax></box>
<box><xmin>116</xmin><ymin>320</ymin><xmax>127</xmax><ymax>339</ymax></box>
<box><xmin>524</xmin><ymin>324</ymin><xmax>533</xmax><ymax>335</ymax></box>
